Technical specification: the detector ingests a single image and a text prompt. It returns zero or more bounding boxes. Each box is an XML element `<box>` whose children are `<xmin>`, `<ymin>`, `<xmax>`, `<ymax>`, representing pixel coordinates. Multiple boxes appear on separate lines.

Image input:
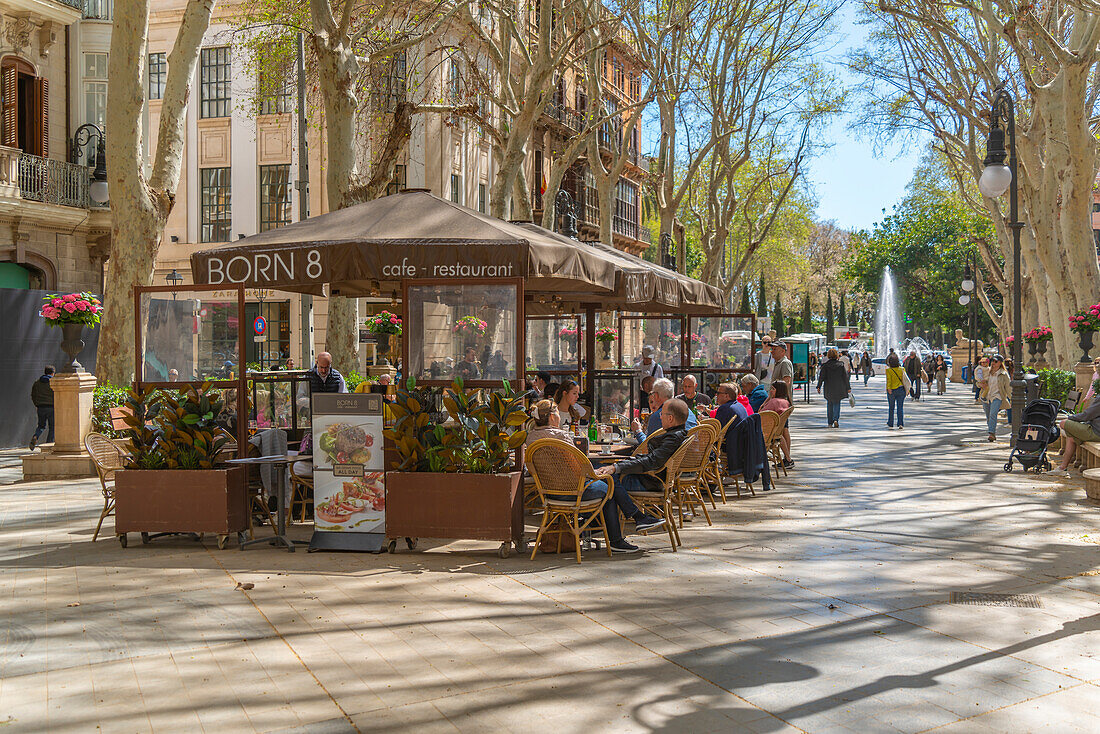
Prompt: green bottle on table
<box><xmin>587</xmin><ymin>420</ymin><xmax>597</xmax><ymax>443</ymax></box>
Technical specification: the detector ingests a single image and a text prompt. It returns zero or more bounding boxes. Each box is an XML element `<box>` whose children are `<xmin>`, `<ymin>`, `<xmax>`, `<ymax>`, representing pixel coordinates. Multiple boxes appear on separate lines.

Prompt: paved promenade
<box><xmin>2</xmin><ymin>378</ymin><xmax>1099</xmax><ymax>733</ymax></box>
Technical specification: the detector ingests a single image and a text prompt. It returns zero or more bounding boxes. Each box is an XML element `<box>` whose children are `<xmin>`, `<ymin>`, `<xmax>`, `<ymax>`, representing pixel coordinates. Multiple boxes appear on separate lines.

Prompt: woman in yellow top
<box><xmin>885</xmin><ymin>353</ymin><xmax>907</xmax><ymax>429</ymax></box>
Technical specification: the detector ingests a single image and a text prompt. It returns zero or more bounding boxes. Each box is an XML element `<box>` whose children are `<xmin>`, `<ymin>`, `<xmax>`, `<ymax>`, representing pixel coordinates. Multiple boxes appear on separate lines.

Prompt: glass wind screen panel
<box><xmin>525</xmin><ymin>316</ymin><xmax>584</xmax><ymax>371</ymax></box>
<box><xmin>619</xmin><ymin>316</ymin><xmax>681</xmax><ymax>369</ymax></box>
<box><xmin>407</xmin><ymin>283</ymin><xmax>517</xmax><ymax>382</ymax></box>
<box><xmin>693</xmin><ymin>316</ymin><xmax>755</xmax><ymax>370</ymax></box>
<box><xmin>593</xmin><ymin>372</ymin><xmax>634</xmax><ymax>426</ymax></box>
<box><xmin>252</xmin><ymin>378</ymin><xmax>293</xmax><ymax>429</ymax></box>
<box><xmin>140</xmin><ymin>292</ymin><xmax>239</xmax><ymax>382</ymax></box>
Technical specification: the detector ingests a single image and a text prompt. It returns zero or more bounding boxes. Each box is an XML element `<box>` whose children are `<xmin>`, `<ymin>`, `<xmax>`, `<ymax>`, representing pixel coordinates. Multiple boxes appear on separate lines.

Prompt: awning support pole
<box><xmin>584</xmin><ymin>304</ymin><xmax>597</xmax><ymax>403</ymax></box>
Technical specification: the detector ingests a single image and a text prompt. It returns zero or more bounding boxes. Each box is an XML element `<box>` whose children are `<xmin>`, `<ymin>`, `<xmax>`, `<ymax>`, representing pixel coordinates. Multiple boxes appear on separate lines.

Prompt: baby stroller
<box><xmin>1004</xmin><ymin>398</ymin><xmax>1061</xmax><ymax>473</ymax></box>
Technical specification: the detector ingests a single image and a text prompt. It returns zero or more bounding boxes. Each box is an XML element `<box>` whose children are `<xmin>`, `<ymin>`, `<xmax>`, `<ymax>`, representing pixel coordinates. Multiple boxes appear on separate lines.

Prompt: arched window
<box><xmin>1</xmin><ymin>56</ymin><xmax>47</xmax><ymax>157</ymax></box>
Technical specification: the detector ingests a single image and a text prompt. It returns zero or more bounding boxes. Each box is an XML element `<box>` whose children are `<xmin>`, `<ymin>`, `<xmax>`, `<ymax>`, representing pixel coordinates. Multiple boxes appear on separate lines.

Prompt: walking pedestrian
<box><xmin>984</xmin><ymin>355</ymin><xmax>1010</xmax><ymax>442</ymax></box>
<box><xmin>816</xmin><ymin>348</ymin><xmax>851</xmax><ymax>428</ymax></box>
<box><xmin>934</xmin><ymin>355</ymin><xmax>948</xmax><ymax>395</ymax></box>
<box><xmin>885</xmin><ymin>354</ymin><xmax>907</xmax><ymax>429</ymax></box>
<box><xmin>860</xmin><ymin>352</ymin><xmax>873</xmax><ymax>386</ymax></box>
<box><xmin>29</xmin><ymin>365</ymin><xmax>55</xmax><ymax>450</ymax></box>
<box><xmin>903</xmin><ymin>349</ymin><xmax>922</xmax><ymax>401</ymax></box>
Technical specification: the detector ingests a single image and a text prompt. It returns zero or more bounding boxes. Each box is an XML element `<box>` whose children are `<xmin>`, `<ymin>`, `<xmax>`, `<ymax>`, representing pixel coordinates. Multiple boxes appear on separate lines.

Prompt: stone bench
<box><xmin>1082</xmin><ymin>468</ymin><xmax>1100</xmax><ymax>501</ymax></box>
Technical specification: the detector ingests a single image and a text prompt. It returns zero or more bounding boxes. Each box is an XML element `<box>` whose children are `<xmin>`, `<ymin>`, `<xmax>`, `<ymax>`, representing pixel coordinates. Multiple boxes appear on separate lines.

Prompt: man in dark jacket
<box><xmin>595</xmin><ymin>399</ymin><xmax>690</xmax><ymax>552</ymax></box>
<box><xmin>903</xmin><ymin>349</ymin><xmax>922</xmax><ymax>400</ymax></box>
<box><xmin>816</xmin><ymin>350</ymin><xmax>851</xmax><ymax>428</ymax></box>
<box><xmin>307</xmin><ymin>352</ymin><xmax>346</xmax><ymax>394</ymax></box>
<box><xmin>741</xmin><ymin>373</ymin><xmax>770</xmax><ymax>412</ymax></box>
<box><xmin>29</xmin><ymin>365</ymin><xmax>55</xmax><ymax>450</ymax></box>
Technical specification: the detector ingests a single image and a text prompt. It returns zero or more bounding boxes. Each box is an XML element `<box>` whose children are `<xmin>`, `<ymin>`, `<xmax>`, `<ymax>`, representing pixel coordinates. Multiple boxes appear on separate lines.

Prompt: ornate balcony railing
<box><xmin>57</xmin><ymin>0</ymin><xmax>87</xmax><ymax>12</ymax></box>
<box><xmin>18</xmin><ymin>153</ymin><xmax>91</xmax><ymax>209</ymax></box>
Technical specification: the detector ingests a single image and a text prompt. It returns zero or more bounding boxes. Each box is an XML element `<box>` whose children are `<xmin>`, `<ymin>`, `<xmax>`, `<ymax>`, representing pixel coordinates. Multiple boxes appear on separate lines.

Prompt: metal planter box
<box><xmin>114</xmin><ymin>466</ymin><xmax>249</xmax><ymax>547</ymax></box>
<box><xmin>385</xmin><ymin>471</ymin><xmax>524</xmax><ymax>556</ymax></box>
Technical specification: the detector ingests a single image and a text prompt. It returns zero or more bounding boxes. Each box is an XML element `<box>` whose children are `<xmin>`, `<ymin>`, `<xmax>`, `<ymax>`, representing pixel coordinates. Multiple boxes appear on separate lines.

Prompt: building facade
<box><xmin>107</xmin><ymin>2</ymin><xmax>648</xmax><ymax>373</ymax></box>
<box><xmin>0</xmin><ymin>0</ymin><xmax>111</xmax><ymax>294</ymax></box>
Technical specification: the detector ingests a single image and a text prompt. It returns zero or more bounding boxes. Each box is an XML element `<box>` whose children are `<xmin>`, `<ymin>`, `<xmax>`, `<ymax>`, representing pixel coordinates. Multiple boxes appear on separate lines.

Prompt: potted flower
<box><xmin>559</xmin><ymin>325</ymin><xmax>578</xmax><ymax>355</ymax></box>
<box><xmin>113</xmin><ymin>384</ymin><xmax>248</xmax><ymax>549</ymax></box>
<box><xmin>39</xmin><ymin>292</ymin><xmax>102</xmax><ymax>373</ymax></box>
<box><xmin>595</xmin><ymin>326</ymin><xmax>618</xmax><ymax>359</ymax></box>
<box><xmin>1024</xmin><ymin>326</ymin><xmax>1053</xmax><ymax>362</ymax></box>
<box><xmin>660</xmin><ymin>330</ymin><xmax>677</xmax><ymax>351</ymax></box>
<box><xmin>1070</xmin><ymin>304</ymin><xmax>1100</xmax><ymax>362</ymax></box>
<box><xmin>454</xmin><ymin>315</ymin><xmax>488</xmax><ymax>351</ymax></box>
<box><xmin>384</xmin><ymin>377</ymin><xmax>528</xmax><ymax>557</ymax></box>
<box><xmin>365</xmin><ymin>310</ymin><xmax>402</xmax><ymax>357</ymax></box>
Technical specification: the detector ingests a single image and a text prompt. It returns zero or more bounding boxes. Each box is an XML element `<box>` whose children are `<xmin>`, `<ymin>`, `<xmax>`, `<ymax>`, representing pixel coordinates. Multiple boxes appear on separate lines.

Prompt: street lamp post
<box><xmin>660</xmin><ymin>232</ymin><xmax>675</xmax><ymax>271</ymax></box>
<box><xmin>978</xmin><ymin>84</ymin><xmax>1024</xmax><ymax>446</ymax></box>
<box><xmin>960</xmin><ymin>258</ymin><xmax>976</xmax><ymax>382</ymax></box>
<box><xmin>71</xmin><ymin>123</ymin><xmax>109</xmax><ymax>205</ymax></box>
<box><xmin>555</xmin><ymin>189</ymin><xmax>578</xmax><ymax>239</ymax></box>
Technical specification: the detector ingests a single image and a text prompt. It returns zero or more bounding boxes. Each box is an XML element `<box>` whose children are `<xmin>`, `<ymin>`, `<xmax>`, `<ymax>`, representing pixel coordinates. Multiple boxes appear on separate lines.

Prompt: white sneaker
<box><xmin>1045</xmin><ymin>468</ymin><xmax>1071</xmax><ymax>478</ymax></box>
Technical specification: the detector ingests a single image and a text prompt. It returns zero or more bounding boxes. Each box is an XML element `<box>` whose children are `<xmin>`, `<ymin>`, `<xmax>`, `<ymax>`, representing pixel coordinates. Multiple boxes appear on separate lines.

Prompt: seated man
<box><xmin>596</xmin><ymin>399</ymin><xmax>691</xmax><ymax>548</ymax></box>
<box><xmin>676</xmin><ymin>374</ymin><xmax>712</xmax><ymax>410</ymax></box>
<box><xmin>741</xmin><ymin>373</ymin><xmax>769</xmax><ymax>412</ymax></box>
<box><xmin>714</xmin><ymin>382</ymin><xmax>748</xmax><ymax>427</ymax></box>
<box><xmin>1047</xmin><ymin>399</ymin><xmax>1100</xmax><ymax>477</ymax></box>
<box><xmin>528</xmin><ymin>400</ymin><xmax>665</xmax><ymax>554</ymax></box>
<box><xmin>631</xmin><ymin>377</ymin><xmax>698</xmax><ymax>441</ymax></box>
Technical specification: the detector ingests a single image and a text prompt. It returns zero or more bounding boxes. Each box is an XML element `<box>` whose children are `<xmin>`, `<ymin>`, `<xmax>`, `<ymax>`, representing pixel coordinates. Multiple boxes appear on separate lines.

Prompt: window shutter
<box><xmin>1</xmin><ymin>65</ymin><xmax>16</xmax><ymax>148</ymax></box>
<box><xmin>33</xmin><ymin>77</ymin><xmax>48</xmax><ymax>157</ymax></box>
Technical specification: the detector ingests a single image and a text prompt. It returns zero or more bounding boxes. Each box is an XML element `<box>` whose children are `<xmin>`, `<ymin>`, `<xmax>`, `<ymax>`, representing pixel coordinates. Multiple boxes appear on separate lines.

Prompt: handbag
<box><xmin>901</xmin><ymin>369</ymin><xmax>912</xmax><ymax>392</ymax></box>
<box><xmin>848</xmin><ymin>392</ymin><xmax>856</xmax><ymax>408</ymax></box>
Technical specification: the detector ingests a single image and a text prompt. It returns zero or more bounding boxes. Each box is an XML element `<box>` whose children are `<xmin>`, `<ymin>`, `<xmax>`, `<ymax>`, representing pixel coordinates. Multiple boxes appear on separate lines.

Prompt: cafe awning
<box><xmin>190</xmin><ymin>190</ymin><xmax>724</xmax><ymax>312</ymax></box>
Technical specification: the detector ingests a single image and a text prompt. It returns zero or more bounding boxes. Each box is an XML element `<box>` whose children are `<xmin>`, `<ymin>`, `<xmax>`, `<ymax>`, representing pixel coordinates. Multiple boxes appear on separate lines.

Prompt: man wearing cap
<box><xmin>770</xmin><ymin>342</ymin><xmax>794</xmax><ymax>397</ymax></box>
<box><xmin>636</xmin><ymin>345</ymin><xmax>664</xmax><ymax>381</ymax></box>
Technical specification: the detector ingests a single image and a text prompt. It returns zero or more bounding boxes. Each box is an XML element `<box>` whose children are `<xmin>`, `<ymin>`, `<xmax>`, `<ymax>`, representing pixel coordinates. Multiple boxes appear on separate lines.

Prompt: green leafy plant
<box><xmin>1037</xmin><ymin>368</ymin><xmax>1076</xmax><ymax>405</ymax></box>
<box><xmin>92</xmin><ymin>382</ymin><xmax>130</xmax><ymax>437</ymax></box>
<box><xmin>121</xmin><ymin>383</ymin><xmax>230</xmax><ymax>470</ymax></box>
<box><xmin>384</xmin><ymin>377</ymin><xmax>527</xmax><ymax>473</ymax></box>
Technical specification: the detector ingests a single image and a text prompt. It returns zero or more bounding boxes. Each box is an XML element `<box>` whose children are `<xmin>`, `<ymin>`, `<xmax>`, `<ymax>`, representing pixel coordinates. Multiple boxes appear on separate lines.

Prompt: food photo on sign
<box><xmin>309</xmin><ymin>393</ymin><xmax>387</xmax><ymax>549</ymax></box>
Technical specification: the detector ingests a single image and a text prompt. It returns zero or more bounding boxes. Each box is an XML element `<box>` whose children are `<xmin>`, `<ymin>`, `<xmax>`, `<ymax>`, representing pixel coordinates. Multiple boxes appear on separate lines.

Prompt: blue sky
<box><xmin>807</xmin><ymin>2</ymin><xmax>927</xmax><ymax>231</ymax></box>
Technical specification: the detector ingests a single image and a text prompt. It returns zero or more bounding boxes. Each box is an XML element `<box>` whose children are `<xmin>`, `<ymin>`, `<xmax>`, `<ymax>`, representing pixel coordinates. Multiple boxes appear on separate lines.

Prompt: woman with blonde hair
<box><xmin>524</xmin><ymin>400</ymin><xmax>574</xmax><ymax>448</ymax></box>
<box><xmin>984</xmin><ymin>355</ymin><xmax>1011</xmax><ymax>442</ymax></box>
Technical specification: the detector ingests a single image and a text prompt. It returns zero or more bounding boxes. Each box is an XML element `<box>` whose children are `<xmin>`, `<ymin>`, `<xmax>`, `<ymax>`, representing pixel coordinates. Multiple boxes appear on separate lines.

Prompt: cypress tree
<box><xmin>773</xmin><ymin>294</ymin><xmax>785</xmax><ymax>338</ymax></box>
<box><xmin>825</xmin><ymin>290</ymin><xmax>835</xmax><ymax>341</ymax></box>
<box><xmin>757</xmin><ymin>274</ymin><xmax>767</xmax><ymax>316</ymax></box>
<box><xmin>739</xmin><ymin>285</ymin><xmax>752</xmax><ymax>314</ymax></box>
<box><xmin>839</xmin><ymin>292</ymin><xmax>847</xmax><ymax>327</ymax></box>
<box><xmin>801</xmin><ymin>294</ymin><xmax>811</xmax><ymax>334</ymax></box>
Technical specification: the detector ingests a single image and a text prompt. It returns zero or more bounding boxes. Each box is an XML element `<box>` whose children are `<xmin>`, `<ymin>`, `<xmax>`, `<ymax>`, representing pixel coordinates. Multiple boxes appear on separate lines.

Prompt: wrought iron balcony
<box><xmin>56</xmin><ymin>0</ymin><xmax>87</xmax><ymax>13</ymax></box>
<box><xmin>16</xmin><ymin>152</ymin><xmax>93</xmax><ymax>209</ymax></box>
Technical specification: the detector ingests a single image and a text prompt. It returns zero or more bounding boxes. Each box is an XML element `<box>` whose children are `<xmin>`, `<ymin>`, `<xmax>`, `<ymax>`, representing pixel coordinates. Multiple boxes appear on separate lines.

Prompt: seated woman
<box><xmin>759</xmin><ymin>381</ymin><xmax>794</xmax><ymax>469</ymax></box>
<box><xmin>525</xmin><ymin>400</ymin><xmax>661</xmax><ymax>554</ymax></box>
<box><xmin>554</xmin><ymin>380</ymin><xmax>588</xmax><ymax>429</ymax></box>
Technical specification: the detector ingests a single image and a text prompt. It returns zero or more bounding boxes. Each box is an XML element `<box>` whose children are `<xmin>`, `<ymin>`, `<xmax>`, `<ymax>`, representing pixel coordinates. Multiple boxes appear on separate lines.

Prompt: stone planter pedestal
<box><xmin>22</xmin><ymin>371</ymin><xmax>97</xmax><ymax>480</ymax></box>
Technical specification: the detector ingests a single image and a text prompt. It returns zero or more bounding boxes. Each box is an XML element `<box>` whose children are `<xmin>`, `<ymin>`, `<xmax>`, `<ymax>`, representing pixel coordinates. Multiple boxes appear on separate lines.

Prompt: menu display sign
<box><xmin>309</xmin><ymin>393</ymin><xmax>386</xmax><ymax>551</ymax></box>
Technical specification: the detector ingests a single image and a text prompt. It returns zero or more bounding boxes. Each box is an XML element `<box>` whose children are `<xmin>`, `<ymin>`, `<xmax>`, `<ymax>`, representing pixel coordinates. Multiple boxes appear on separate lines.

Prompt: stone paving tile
<box><xmin>3</xmin><ymin>385</ymin><xmax>1100</xmax><ymax>733</ymax></box>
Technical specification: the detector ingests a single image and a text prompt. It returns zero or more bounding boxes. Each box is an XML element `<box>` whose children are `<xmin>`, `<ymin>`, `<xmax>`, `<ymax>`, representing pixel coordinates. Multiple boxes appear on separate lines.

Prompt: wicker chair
<box><xmin>672</xmin><ymin>424</ymin><xmax>717</xmax><ymax>526</ymax></box>
<box><xmin>624</xmin><ymin>434</ymin><xmax>698</xmax><ymax>551</ymax></box>
<box><xmin>289</xmin><ymin>461</ymin><xmax>314</xmax><ymax>524</ymax></box>
<box><xmin>774</xmin><ymin>405</ymin><xmax>794</xmax><ymax>476</ymax></box>
<box><xmin>704</xmin><ymin>416</ymin><xmax>738</xmax><ymax>502</ymax></box>
<box><xmin>526</xmin><ymin>438</ymin><xmax>613</xmax><ymax>563</ymax></box>
<box><xmin>85</xmin><ymin>433</ymin><xmax>128</xmax><ymax>541</ymax></box>
<box><xmin>633</xmin><ymin>427</ymin><xmax>665</xmax><ymax>456</ymax></box>
<box><xmin>757</xmin><ymin>410</ymin><xmax>784</xmax><ymax>478</ymax></box>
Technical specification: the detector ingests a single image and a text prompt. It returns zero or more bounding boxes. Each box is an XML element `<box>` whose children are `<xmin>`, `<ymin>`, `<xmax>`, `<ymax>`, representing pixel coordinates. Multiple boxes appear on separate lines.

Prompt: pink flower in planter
<box><xmin>63</xmin><ymin>302</ymin><xmax>77</xmax><ymax>313</ymax></box>
<box><xmin>76</xmin><ymin>301</ymin><xmax>88</xmax><ymax>311</ymax></box>
<box><xmin>52</xmin><ymin>298</ymin><xmax>63</xmax><ymax>307</ymax></box>
<box><xmin>44</xmin><ymin>307</ymin><xmax>60</xmax><ymax>319</ymax></box>
<box><xmin>62</xmin><ymin>294</ymin><xmax>77</xmax><ymax>303</ymax></box>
